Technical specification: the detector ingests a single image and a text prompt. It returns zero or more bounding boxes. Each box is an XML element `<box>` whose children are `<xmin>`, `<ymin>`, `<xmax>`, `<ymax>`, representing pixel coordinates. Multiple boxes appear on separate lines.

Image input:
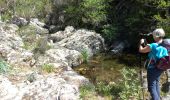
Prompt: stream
<box><xmin>74</xmin><ymin>53</ymin><xmax>140</xmax><ymax>84</ymax></box>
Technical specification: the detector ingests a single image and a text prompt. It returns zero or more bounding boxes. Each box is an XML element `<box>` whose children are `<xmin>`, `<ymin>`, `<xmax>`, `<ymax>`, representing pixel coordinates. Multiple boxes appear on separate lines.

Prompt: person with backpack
<box><xmin>139</xmin><ymin>28</ymin><xmax>168</xmax><ymax>100</ymax></box>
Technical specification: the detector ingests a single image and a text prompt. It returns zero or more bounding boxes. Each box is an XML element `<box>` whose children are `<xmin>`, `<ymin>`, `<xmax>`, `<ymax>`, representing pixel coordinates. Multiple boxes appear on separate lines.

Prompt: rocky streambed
<box><xmin>0</xmin><ymin>19</ymin><xmax>105</xmax><ymax>100</ymax></box>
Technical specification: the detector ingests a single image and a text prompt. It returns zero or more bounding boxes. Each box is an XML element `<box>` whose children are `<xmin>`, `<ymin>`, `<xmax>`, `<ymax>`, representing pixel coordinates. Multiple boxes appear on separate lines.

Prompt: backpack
<box><xmin>156</xmin><ymin>39</ymin><xmax>170</xmax><ymax>71</ymax></box>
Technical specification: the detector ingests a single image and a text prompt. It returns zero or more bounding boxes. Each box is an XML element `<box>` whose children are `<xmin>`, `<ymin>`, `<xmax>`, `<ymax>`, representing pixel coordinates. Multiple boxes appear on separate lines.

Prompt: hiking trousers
<box><xmin>147</xmin><ymin>67</ymin><xmax>163</xmax><ymax>100</ymax></box>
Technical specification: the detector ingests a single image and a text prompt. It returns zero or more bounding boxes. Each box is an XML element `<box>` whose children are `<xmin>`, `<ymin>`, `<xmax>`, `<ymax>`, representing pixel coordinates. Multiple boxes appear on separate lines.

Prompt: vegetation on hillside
<box><xmin>0</xmin><ymin>0</ymin><xmax>169</xmax><ymax>50</ymax></box>
<box><xmin>0</xmin><ymin>0</ymin><xmax>169</xmax><ymax>99</ymax></box>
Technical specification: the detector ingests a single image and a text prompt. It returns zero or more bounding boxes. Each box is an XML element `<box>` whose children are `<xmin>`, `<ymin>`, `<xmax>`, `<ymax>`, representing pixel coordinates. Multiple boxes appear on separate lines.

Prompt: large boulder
<box><xmin>35</xmin><ymin>46</ymin><xmax>83</xmax><ymax>68</ymax></box>
<box><xmin>49</xmin><ymin>26</ymin><xmax>75</xmax><ymax>42</ymax></box>
<box><xmin>52</xmin><ymin>26</ymin><xmax>105</xmax><ymax>57</ymax></box>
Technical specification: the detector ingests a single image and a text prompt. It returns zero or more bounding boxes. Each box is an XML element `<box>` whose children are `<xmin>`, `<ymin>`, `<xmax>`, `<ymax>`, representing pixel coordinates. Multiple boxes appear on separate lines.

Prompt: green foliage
<box><xmin>0</xmin><ymin>0</ymin><xmax>52</xmax><ymax>21</ymax></box>
<box><xmin>95</xmin><ymin>82</ymin><xmax>114</xmax><ymax>96</ymax></box>
<box><xmin>107</xmin><ymin>0</ymin><xmax>170</xmax><ymax>50</ymax></box>
<box><xmin>0</xmin><ymin>59</ymin><xmax>10</xmax><ymax>74</ymax></box>
<box><xmin>79</xmin><ymin>84</ymin><xmax>95</xmax><ymax>99</ymax></box>
<box><xmin>81</xmin><ymin>0</ymin><xmax>109</xmax><ymax>26</ymax></box>
<box><xmin>15</xmin><ymin>0</ymin><xmax>52</xmax><ymax>19</ymax></box>
<box><xmin>154</xmin><ymin>14</ymin><xmax>170</xmax><ymax>37</ymax></box>
<box><xmin>42</xmin><ymin>64</ymin><xmax>54</xmax><ymax>73</ymax></box>
<box><xmin>64</xmin><ymin>0</ymin><xmax>111</xmax><ymax>29</ymax></box>
<box><xmin>101</xmin><ymin>24</ymin><xmax>117</xmax><ymax>43</ymax></box>
<box><xmin>81</xmin><ymin>49</ymin><xmax>89</xmax><ymax>63</ymax></box>
<box><xmin>118</xmin><ymin>67</ymin><xmax>141</xmax><ymax>100</ymax></box>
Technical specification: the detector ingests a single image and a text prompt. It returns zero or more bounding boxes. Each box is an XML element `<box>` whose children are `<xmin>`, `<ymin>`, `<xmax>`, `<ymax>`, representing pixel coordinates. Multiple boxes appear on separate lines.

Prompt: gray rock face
<box><xmin>11</xmin><ymin>17</ymin><xmax>28</xmax><ymax>27</ymax></box>
<box><xmin>111</xmin><ymin>41</ymin><xmax>129</xmax><ymax>55</ymax></box>
<box><xmin>0</xmin><ymin>22</ymin><xmax>104</xmax><ymax>99</ymax></box>
<box><xmin>52</xmin><ymin>26</ymin><xmax>105</xmax><ymax>57</ymax></box>
<box><xmin>29</xmin><ymin>18</ymin><xmax>49</xmax><ymax>35</ymax></box>
<box><xmin>50</xmin><ymin>26</ymin><xmax>75</xmax><ymax>42</ymax></box>
<box><xmin>0</xmin><ymin>74</ymin><xmax>88</xmax><ymax>100</ymax></box>
<box><xmin>0</xmin><ymin>22</ymin><xmax>34</xmax><ymax>67</ymax></box>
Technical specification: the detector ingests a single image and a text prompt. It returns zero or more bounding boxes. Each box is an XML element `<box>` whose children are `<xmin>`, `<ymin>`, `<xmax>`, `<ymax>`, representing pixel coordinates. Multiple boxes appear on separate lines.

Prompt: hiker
<box><xmin>139</xmin><ymin>28</ymin><xmax>168</xmax><ymax>100</ymax></box>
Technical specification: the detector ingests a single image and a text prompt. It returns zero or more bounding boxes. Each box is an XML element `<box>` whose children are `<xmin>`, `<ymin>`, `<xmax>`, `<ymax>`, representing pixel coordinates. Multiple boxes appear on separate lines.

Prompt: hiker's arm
<box><xmin>139</xmin><ymin>45</ymin><xmax>151</xmax><ymax>53</ymax></box>
<box><xmin>139</xmin><ymin>39</ymin><xmax>151</xmax><ymax>53</ymax></box>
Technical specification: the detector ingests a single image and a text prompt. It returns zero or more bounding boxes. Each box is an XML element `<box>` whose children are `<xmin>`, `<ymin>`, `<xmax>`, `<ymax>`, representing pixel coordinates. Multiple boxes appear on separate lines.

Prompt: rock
<box><xmin>58</xmin><ymin>84</ymin><xmax>79</xmax><ymax>100</ymax></box>
<box><xmin>0</xmin><ymin>76</ymin><xmax>18</xmax><ymax>99</ymax></box>
<box><xmin>162</xmin><ymin>95</ymin><xmax>170</xmax><ymax>100</ymax></box>
<box><xmin>54</xmin><ymin>27</ymin><xmax>105</xmax><ymax>57</ymax></box>
<box><xmin>30</xmin><ymin>18</ymin><xmax>45</xmax><ymax>27</ymax></box>
<box><xmin>0</xmin><ymin>22</ymin><xmax>35</xmax><ymax>67</ymax></box>
<box><xmin>50</xmin><ymin>26</ymin><xmax>75</xmax><ymax>42</ymax></box>
<box><xmin>7</xmin><ymin>50</ymin><xmax>34</xmax><ymax>67</ymax></box>
<box><xmin>61</xmin><ymin>71</ymin><xmax>90</xmax><ymax>86</ymax></box>
<box><xmin>36</xmin><ymin>47</ymin><xmax>83</xmax><ymax>67</ymax></box>
<box><xmin>111</xmin><ymin>41</ymin><xmax>129</xmax><ymax>55</ymax></box>
<box><xmin>0</xmin><ymin>73</ymin><xmax>88</xmax><ymax>100</ymax></box>
<box><xmin>29</xmin><ymin>18</ymin><xmax>49</xmax><ymax>35</ymax></box>
<box><xmin>11</xmin><ymin>17</ymin><xmax>28</xmax><ymax>27</ymax></box>
<box><xmin>0</xmin><ymin>23</ymin><xmax>103</xmax><ymax>99</ymax></box>
<box><xmin>0</xmin><ymin>22</ymin><xmax>19</xmax><ymax>33</ymax></box>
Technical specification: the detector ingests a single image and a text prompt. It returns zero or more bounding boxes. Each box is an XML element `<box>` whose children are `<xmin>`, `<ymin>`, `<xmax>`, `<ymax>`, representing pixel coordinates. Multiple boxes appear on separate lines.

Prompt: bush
<box><xmin>64</xmin><ymin>0</ymin><xmax>111</xmax><ymax>29</ymax></box>
<box><xmin>95</xmin><ymin>82</ymin><xmax>113</xmax><ymax>96</ymax></box>
<box><xmin>81</xmin><ymin>0</ymin><xmax>109</xmax><ymax>26</ymax></box>
<box><xmin>42</xmin><ymin>64</ymin><xmax>54</xmax><ymax>73</ymax></box>
<box><xmin>0</xmin><ymin>59</ymin><xmax>10</xmax><ymax>74</ymax></box>
<box><xmin>0</xmin><ymin>0</ymin><xmax>52</xmax><ymax>21</ymax></box>
<box><xmin>101</xmin><ymin>24</ymin><xmax>118</xmax><ymax>44</ymax></box>
<box><xmin>118</xmin><ymin>67</ymin><xmax>141</xmax><ymax>100</ymax></box>
<box><xmin>79</xmin><ymin>84</ymin><xmax>95</xmax><ymax>99</ymax></box>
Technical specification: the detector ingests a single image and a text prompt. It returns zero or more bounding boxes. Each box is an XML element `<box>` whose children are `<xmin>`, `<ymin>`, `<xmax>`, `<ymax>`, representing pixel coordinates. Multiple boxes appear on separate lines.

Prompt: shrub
<box><xmin>81</xmin><ymin>49</ymin><xmax>89</xmax><ymax>63</ymax></box>
<box><xmin>42</xmin><ymin>64</ymin><xmax>54</xmax><ymax>73</ymax></box>
<box><xmin>0</xmin><ymin>0</ymin><xmax>52</xmax><ymax>22</ymax></box>
<box><xmin>118</xmin><ymin>67</ymin><xmax>141</xmax><ymax>100</ymax></box>
<box><xmin>81</xmin><ymin>0</ymin><xmax>109</xmax><ymax>25</ymax></box>
<box><xmin>0</xmin><ymin>59</ymin><xmax>10</xmax><ymax>74</ymax></box>
<box><xmin>79</xmin><ymin>84</ymin><xmax>96</xmax><ymax>99</ymax></box>
<box><xmin>64</xmin><ymin>0</ymin><xmax>111</xmax><ymax>29</ymax></box>
<box><xmin>101</xmin><ymin>24</ymin><xmax>118</xmax><ymax>44</ymax></box>
<box><xmin>95</xmin><ymin>82</ymin><xmax>113</xmax><ymax>96</ymax></box>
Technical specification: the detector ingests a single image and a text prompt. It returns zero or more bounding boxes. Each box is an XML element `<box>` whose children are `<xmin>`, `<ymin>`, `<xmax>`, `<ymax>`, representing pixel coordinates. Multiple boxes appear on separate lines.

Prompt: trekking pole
<box><xmin>139</xmin><ymin>38</ymin><xmax>147</xmax><ymax>100</ymax></box>
<box><xmin>139</xmin><ymin>52</ymin><xmax>145</xmax><ymax>100</ymax></box>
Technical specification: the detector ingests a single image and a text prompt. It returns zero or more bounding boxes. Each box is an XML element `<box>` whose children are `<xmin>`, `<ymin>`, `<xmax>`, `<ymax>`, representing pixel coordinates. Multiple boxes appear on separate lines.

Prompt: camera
<box><xmin>139</xmin><ymin>33</ymin><xmax>152</xmax><ymax>39</ymax></box>
<box><xmin>139</xmin><ymin>32</ymin><xmax>153</xmax><ymax>46</ymax></box>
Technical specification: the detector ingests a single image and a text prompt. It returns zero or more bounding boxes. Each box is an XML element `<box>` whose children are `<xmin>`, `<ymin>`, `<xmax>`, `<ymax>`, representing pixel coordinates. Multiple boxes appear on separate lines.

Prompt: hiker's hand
<box><xmin>140</xmin><ymin>39</ymin><xmax>145</xmax><ymax>45</ymax></box>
